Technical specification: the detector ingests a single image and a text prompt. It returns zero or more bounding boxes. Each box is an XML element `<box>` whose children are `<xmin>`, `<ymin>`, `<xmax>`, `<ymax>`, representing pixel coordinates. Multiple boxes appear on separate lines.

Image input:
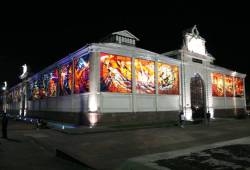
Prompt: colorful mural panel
<box><xmin>74</xmin><ymin>54</ymin><xmax>90</xmax><ymax>94</ymax></box>
<box><xmin>59</xmin><ymin>62</ymin><xmax>73</xmax><ymax>96</ymax></box>
<box><xmin>14</xmin><ymin>87</ymin><xmax>21</xmax><ymax>102</ymax></box>
<box><xmin>27</xmin><ymin>82</ymin><xmax>32</xmax><ymax>100</ymax></box>
<box><xmin>135</xmin><ymin>58</ymin><xmax>155</xmax><ymax>94</ymax></box>
<box><xmin>100</xmin><ymin>53</ymin><xmax>132</xmax><ymax>93</ymax></box>
<box><xmin>42</xmin><ymin>73</ymin><xmax>50</xmax><ymax>97</ymax></box>
<box><xmin>39</xmin><ymin>75</ymin><xmax>47</xmax><ymax>98</ymax></box>
<box><xmin>32</xmin><ymin>80</ymin><xmax>40</xmax><ymax>100</ymax></box>
<box><xmin>48</xmin><ymin>69</ymin><xmax>59</xmax><ymax>97</ymax></box>
<box><xmin>7</xmin><ymin>91</ymin><xmax>13</xmax><ymax>103</ymax></box>
<box><xmin>234</xmin><ymin>77</ymin><xmax>244</xmax><ymax>97</ymax></box>
<box><xmin>211</xmin><ymin>73</ymin><xmax>224</xmax><ymax>97</ymax></box>
<box><xmin>158</xmin><ymin>63</ymin><xmax>179</xmax><ymax>95</ymax></box>
<box><xmin>224</xmin><ymin>75</ymin><xmax>234</xmax><ymax>97</ymax></box>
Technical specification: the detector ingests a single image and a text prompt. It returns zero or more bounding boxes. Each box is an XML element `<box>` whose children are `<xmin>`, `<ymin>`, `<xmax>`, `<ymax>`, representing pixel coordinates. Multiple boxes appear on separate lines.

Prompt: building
<box><xmin>2</xmin><ymin>26</ymin><xmax>247</xmax><ymax>126</ymax></box>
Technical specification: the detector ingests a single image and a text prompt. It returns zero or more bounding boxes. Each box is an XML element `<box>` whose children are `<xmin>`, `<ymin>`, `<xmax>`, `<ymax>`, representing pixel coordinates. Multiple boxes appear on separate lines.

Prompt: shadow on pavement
<box><xmin>6</xmin><ymin>138</ymin><xmax>21</xmax><ymax>143</ymax></box>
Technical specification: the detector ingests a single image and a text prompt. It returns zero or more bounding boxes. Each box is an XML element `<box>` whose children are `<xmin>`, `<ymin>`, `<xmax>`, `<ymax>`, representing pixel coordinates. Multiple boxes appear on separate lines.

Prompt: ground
<box><xmin>0</xmin><ymin>119</ymin><xmax>89</xmax><ymax>170</ymax></box>
<box><xmin>1</xmin><ymin>116</ymin><xmax>250</xmax><ymax>170</ymax></box>
<box><xmin>156</xmin><ymin>144</ymin><xmax>250</xmax><ymax>170</ymax></box>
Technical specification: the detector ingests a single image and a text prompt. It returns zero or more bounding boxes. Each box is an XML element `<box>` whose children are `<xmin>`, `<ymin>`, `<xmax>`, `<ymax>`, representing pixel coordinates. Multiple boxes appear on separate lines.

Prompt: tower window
<box><xmin>192</xmin><ymin>58</ymin><xmax>203</xmax><ymax>64</ymax></box>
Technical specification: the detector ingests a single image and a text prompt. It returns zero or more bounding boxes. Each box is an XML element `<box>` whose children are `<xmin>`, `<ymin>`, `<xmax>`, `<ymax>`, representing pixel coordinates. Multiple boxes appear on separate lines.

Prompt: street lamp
<box><xmin>2</xmin><ymin>81</ymin><xmax>7</xmax><ymax>91</ymax></box>
<box><xmin>2</xmin><ymin>81</ymin><xmax>7</xmax><ymax>113</ymax></box>
<box><xmin>19</xmin><ymin>64</ymin><xmax>28</xmax><ymax>79</ymax></box>
<box><xmin>19</xmin><ymin>64</ymin><xmax>28</xmax><ymax>117</ymax></box>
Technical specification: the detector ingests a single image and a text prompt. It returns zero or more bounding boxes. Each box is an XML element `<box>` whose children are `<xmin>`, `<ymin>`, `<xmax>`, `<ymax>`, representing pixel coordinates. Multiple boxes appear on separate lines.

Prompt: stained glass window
<box><xmin>59</xmin><ymin>62</ymin><xmax>73</xmax><ymax>96</ymax></box>
<box><xmin>211</xmin><ymin>73</ymin><xmax>224</xmax><ymax>97</ymax></box>
<box><xmin>135</xmin><ymin>58</ymin><xmax>155</xmax><ymax>94</ymax></box>
<box><xmin>158</xmin><ymin>62</ymin><xmax>179</xmax><ymax>95</ymax></box>
<box><xmin>100</xmin><ymin>53</ymin><xmax>132</xmax><ymax>93</ymax></box>
<box><xmin>74</xmin><ymin>54</ymin><xmax>90</xmax><ymax>94</ymax></box>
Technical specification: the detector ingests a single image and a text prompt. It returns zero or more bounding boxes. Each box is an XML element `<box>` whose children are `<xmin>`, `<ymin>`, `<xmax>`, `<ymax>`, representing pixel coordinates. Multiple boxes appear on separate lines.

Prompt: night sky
<box><xmin>0</xmin><ymin>4</ymin><xmax>249</xmax><ymax>94</ymax></box>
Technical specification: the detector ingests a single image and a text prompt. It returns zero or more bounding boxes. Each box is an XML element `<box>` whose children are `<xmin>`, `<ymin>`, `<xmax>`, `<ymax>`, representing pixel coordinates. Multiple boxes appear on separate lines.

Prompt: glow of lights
<box><xmin>100</xmin><ymin>55</ymin><xmax>108</xmax><ymax>62</ymax></box>
<box><xmin>186</xmin><ymin>34</ymin><xmax>206</xmax><ymax>56</ymax></box>
<box><xmin>208</xmin><ymin>94</ymin><xmax>214</xmax><ymax>119</ymax></box>
<box><xmin>88</xmin><ymin>95</ymin><xmax>97</xmax><ymax>112</ymax></box>
<box><xmin>184</xmin><ymin>107</ymin><xmax>193</xmax><ymax>121</ymax></box>
<box><xmin>2</xmin><ymin>81</ymin><xmax>7</xmax><ymax>91</ymax></box>
<box><xmin>208</xmin><ymin>108</ymin><xmax>214</xmax><ymax>119</ymax></box>
<box><xmin>232</xmin><ymin>71</ymin><xmax>237</xmax><ymax>77</ymax></box>
<box><xmin>88</xmin><ymin>113</ymin><xmax>98</xmax><ymax>127</ymax></box>
<box><xmin>20</xmin><ymin>64</ymin><xmax>28</xmax><ymax>79</ymax></box>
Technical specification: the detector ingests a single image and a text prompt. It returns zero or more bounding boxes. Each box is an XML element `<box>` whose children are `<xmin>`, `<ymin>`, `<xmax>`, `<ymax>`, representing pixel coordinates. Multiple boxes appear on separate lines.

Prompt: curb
<box><xmin>56</xmin><ymin>148</ymin><xmax>96</xmax><ymax>170</ymax></box>
<box><xmin>52</xmin><ymin>123</ymin><xmax>179</xmax><ymax>135</ymax></box>
<box><xmin>30</xmin><ymin>136</ymin><xmax>96</xmax><ymax>169</ymax></box>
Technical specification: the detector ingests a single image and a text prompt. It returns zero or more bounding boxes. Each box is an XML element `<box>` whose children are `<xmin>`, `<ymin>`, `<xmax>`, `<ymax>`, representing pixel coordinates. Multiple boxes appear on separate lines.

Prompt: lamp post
<box><xmin>19</xmin><ymin>64</ymin><xmax>28</xmax><ymax>117</ymax></box>
<box><xmin>2</xmin><ymin>81</ymin><xmax>7</xmax><ymax>113</ymax></box>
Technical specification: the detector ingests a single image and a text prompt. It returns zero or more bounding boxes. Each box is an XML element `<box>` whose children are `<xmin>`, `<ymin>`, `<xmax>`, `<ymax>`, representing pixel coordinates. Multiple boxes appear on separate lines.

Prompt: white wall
<box><xmin>100</xmin><ymin>93</ymin><xmax>180</xmax><ymax>113</ymax></box>
<box><xmin>158</xmin><ymin>95</ymin><xmax>180</xmax><ymax>111</ymax></box>
<box><xmin>27</xmin><ymin>93</ymin><xmax>89</xmax><ymax>113</ymax></box>
<box><xmin>134</xmin><ymin>95</ymin><xmax>156</xmax><ymax>112</ymax></box>
<box><xmin>212</xmin><ymin>97</ymin><xmax>225</xmax><ymax>109</ymax></box>
<box><xmin>101</xmin><ymin>93</ymin><xmax>133</xmax><ymax>113</ymax></box>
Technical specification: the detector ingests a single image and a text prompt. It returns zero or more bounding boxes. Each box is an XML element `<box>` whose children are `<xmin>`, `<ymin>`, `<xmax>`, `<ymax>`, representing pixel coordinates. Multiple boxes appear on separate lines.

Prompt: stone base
<box><xmin>7</xmin><ymin>108</ymin><xmax>248</xmax><ymax>126</ymax></box>
<box><xmin>94</xmin><ymin>111</ymin><xmax>179</xmax><ymax>126</ymax></box>
<box><xmin>24</xmin><ymin>110</ymin><xmax>179</xmax><ymax>126</ymax></box>
<box><xmin>26</xmin><ymin>111</ymin><xmax>90</xmax><ymax>125</ymax></box>
<box><xmin>214</xmin><ymin>108</ymin><xmax>247</xmax><ymax>119</ymax></box>
<box><xmin>6</xmin><ymin>109</ymin><xmax>19</xmax><ymax>116</ymax></box>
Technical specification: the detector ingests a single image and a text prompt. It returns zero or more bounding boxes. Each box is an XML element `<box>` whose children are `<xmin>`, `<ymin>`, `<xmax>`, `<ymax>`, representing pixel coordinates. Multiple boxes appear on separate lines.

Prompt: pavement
<box><xmin>0</xmin><ymin>119</ymin><xmax>91</xmax><ymax>170</ymax></box>
<box><xmin>1</xmin><ymin>116</ymin><xmax>250</xmax><ymax>170</ymax></box>
<box><xmin>119</xmin><ymin>137</ymin><xmax>250</xmax><ymax>170</ymax></box>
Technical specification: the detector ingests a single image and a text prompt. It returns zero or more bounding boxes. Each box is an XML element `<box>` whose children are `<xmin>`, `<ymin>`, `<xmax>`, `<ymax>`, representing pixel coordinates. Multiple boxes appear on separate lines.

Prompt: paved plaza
<box><xmin>1</xmin><ymin>117</ymin><xmax>250</xmax><ymax>170</ymax></box>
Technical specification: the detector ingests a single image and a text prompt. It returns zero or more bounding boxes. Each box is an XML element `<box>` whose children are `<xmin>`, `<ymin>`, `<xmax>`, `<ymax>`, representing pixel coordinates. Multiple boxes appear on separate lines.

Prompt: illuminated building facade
<box><xmin>2</xmin><ymin>27</ymin><xmax>247</xmax><ymax>125</ymax></box>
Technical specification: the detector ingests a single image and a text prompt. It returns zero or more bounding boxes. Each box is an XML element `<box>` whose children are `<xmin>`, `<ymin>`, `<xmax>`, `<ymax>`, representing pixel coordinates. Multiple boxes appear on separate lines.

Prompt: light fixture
<box><xmin>19</xmin><ymin>64</ymin><xmax>28</xmax><ymax>79</ymax></box>
<box><xmin>2</xmin><ymin>81</ymin><xmax>7</xmax><ymax>91</ymax></box>
<box><xmin>232</xmin><ymin>71</ymin><xmax>237</xmax><ymax>77</ymax></box>
<box><xmin>88</xmin><ymin>113</ymin><xmax>98</xmax><ymax>127</ymax></box>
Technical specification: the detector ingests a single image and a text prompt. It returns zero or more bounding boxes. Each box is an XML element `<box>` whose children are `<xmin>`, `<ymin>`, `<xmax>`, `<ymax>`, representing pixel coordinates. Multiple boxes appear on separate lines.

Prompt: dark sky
<box><xmin>0</xmin><ymin>4</ymin><xmax>249</xmax><ymax>94</ymax></box>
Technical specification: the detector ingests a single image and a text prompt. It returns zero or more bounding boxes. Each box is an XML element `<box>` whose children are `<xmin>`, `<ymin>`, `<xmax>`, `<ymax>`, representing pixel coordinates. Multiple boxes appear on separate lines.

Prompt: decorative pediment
<box><xmin>112</xmin><ymin>30</ymin><xmax>139</xmax><ymax>41</ymax></box>
<box><xmin>101</xmin><ymin>30</ymin><xmax>139</xmax><ymax>46</ymax></box>
<box><xmin>184</xmin><ymin>25</ymin><xmax>207</xmax><ymax>56</ymax></box>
